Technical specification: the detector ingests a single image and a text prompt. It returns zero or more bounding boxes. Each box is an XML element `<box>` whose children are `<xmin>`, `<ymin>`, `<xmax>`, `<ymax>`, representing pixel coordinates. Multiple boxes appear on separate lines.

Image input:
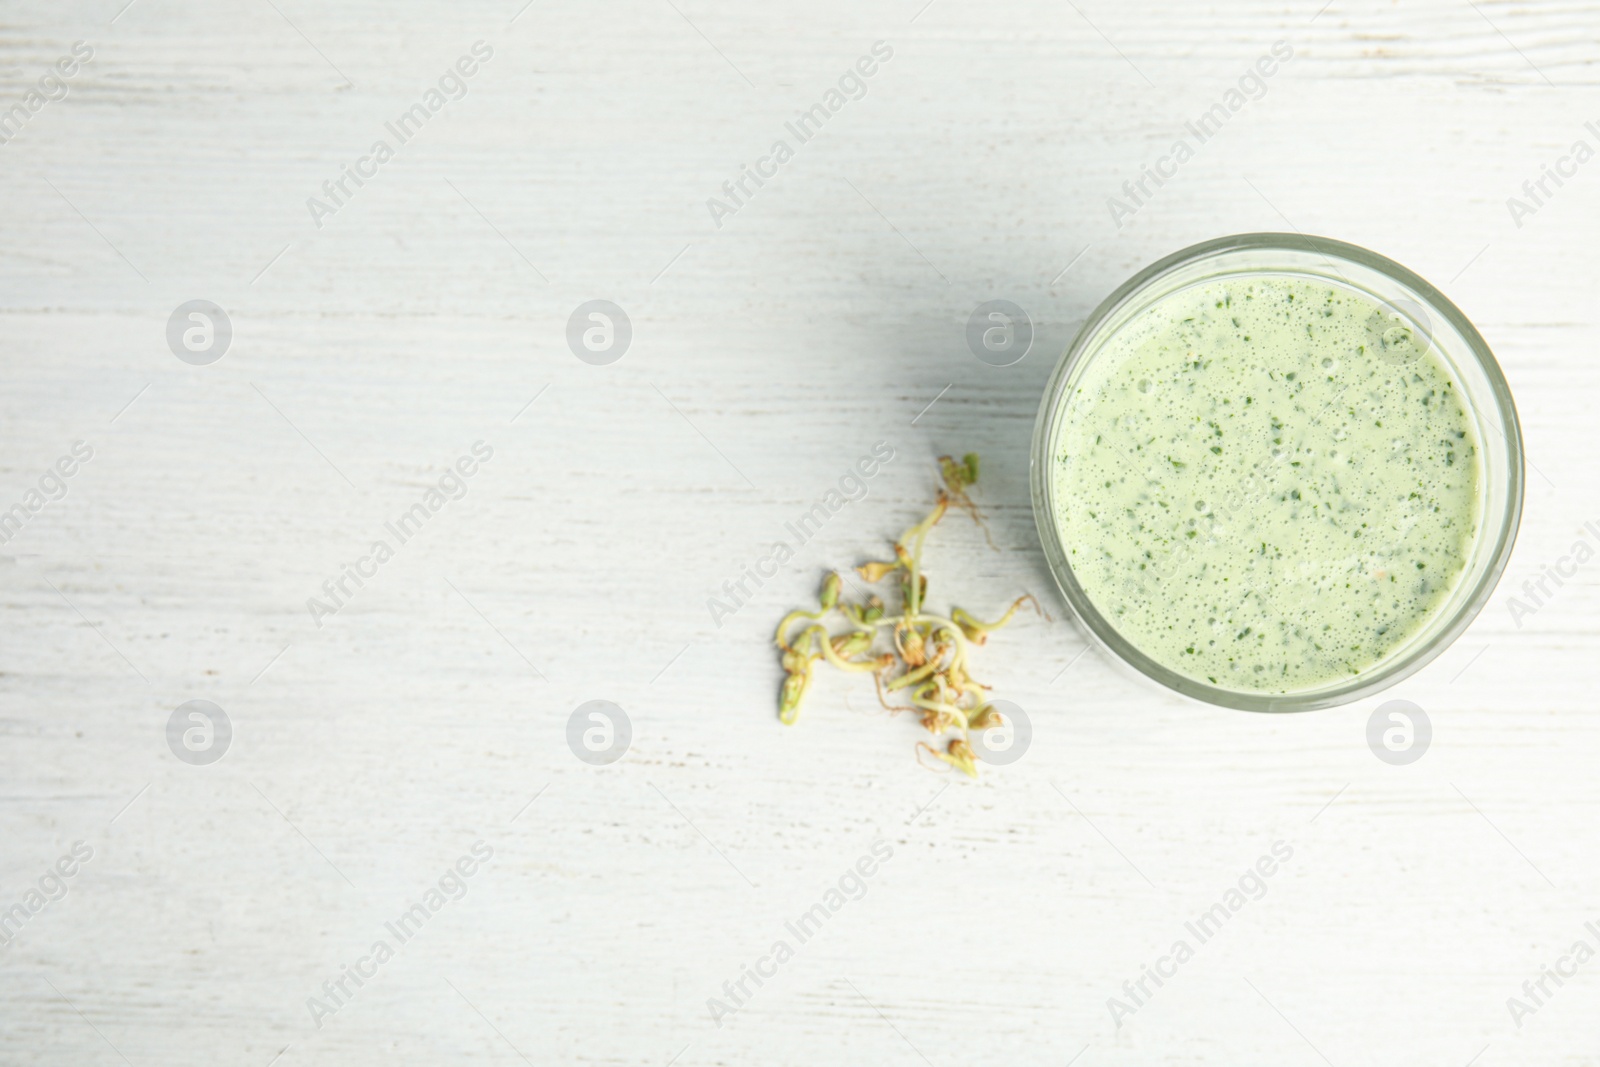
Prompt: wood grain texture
<box><xmin>1</xmin><ymin>0</ymin><xmax>1598</xmax><ymax>1063</ymax></box>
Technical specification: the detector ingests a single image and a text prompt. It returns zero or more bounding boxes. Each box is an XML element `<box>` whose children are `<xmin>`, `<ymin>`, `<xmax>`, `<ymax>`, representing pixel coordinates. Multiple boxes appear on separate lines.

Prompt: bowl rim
<box><xmin>1029</xmin><ymin>231</ymin><xmax>1526</xmax><ymax>712</ymax></box>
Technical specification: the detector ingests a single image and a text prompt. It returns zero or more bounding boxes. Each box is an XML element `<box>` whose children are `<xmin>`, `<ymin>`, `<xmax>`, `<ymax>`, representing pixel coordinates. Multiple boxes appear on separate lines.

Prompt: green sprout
<box><xmin>773</xmin><ymin>453</ymin><xmax>1043</xmax><ymax>776</ymax></box>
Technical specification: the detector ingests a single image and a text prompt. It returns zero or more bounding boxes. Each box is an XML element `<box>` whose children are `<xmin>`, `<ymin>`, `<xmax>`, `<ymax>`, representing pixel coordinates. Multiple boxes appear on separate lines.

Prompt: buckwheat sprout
<box><xmin>772</xmin><ymin>453</ymin><xmax>1041</xmax><ymax>777</ymax></box>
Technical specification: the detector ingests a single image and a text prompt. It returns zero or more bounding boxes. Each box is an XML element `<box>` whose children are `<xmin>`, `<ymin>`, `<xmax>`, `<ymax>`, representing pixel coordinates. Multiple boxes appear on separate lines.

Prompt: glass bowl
<box><xmin>1029</xmin><ymin>233</ymin><xmax>1525</xmax><ymax>712</ymax></box>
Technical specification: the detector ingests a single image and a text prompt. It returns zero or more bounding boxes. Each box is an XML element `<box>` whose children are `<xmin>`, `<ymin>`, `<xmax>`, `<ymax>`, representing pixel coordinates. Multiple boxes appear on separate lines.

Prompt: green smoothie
<box><xmin>1049</xmin><ymin>275</ymin><xmax>1480</xmax><ymax>693</ymax></box>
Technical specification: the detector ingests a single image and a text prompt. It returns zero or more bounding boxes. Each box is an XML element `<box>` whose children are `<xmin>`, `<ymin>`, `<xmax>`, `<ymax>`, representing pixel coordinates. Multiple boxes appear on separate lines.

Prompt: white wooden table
<box><xmin>2</xmin><ymin>0</ymin><xmax>1597</xmax><ymax>1063</ymax></box>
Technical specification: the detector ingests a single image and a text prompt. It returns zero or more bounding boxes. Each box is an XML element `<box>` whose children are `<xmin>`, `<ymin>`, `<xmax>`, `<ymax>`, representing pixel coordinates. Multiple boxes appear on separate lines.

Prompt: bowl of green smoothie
<box><xmin>1031</xmin><ymin>233</ymin><xmax>1524</xmax><ymax>711</ymax></box>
